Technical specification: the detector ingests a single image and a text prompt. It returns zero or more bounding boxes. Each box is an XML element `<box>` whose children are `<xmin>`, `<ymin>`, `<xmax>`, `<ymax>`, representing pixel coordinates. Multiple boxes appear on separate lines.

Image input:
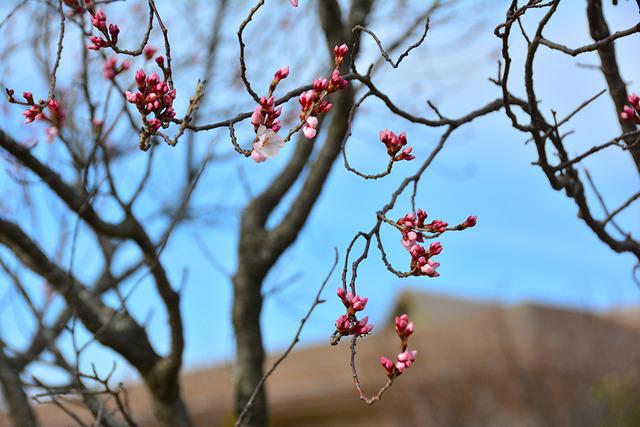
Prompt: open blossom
<box><xmin>251</xmin><ymin>125</ymin><xmax>285</xmax><ymax>163</ymax></box>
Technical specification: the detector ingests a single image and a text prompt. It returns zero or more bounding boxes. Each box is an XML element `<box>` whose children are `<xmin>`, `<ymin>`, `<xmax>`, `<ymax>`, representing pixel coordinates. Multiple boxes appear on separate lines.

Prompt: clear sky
<box><xmin>0</xmin><ymin>0</ymin><xmax>639</xmax><ymax>382</ymax></box>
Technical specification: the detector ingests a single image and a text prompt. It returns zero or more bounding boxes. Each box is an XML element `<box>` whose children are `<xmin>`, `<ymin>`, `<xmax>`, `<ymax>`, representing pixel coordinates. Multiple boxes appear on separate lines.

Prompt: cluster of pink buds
<box><xmin>251</xmin><ymin>90</ymin><xmax>285</xmax><ymax>134</ymax></box>
<box><xmin>125</xmin><ymin>68</ymin><xmax>176</xmax><ymax>134</ymax></box>
<box><xmin>6</xmin><ymin>90</ymin><xmax>65</xmax><ymax>142</ymax></box>
<box><xmin>380</xmin><ymin>314</ymin><xmax>417</xmax><ymax>377</ymax></box>
<box><xmin>103</xmin><ymin>56</ymin><xmax>130</xmax><ymax>80</ymax></box>
<box><xmin>249</xmin><ymin>67</ymin><xmax>291</xmax><ymax>163</ymax></box>
<box><xmin>397</xmin><ymin>210</ymin><xmax>477</xmax><ymax>277</ymax></box>
<box><xmin>621</xmin><ymin>92</ymin><xmax>640</xmax><ymax>124</ymax></box>
<box><xmin>379</xmin><ymin>129</ymin><xmax>415</xmax><ymax>162</ymax></box>
<box><xmin>337</xmin><ymin>287</ymin><xmax>368</xmax><ymax>314</ymax></box>
<box><xmin>298</xmin><ymin>44</ymin><xmax>350</xmax><ymax>139</ymax></box>
<box><xmin>250</xmin><ymin>66</ymin><xmax>288</xmax><ymax>133</ymax></box>
<box><xmin>333</xmin><ymin>288</ymin><xmax>374</xmax><ymax>338</ymax></box>
<box><xmin>87</xmin><ymin>8</ymin><xmax>120</xmax><ymax>50</ymax></box>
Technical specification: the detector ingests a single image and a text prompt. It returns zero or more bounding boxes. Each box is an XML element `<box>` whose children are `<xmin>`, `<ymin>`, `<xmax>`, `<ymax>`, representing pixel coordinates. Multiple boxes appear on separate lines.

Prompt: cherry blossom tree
<box><xmin>0</xmin><ymin>1</ymin><xmax>637</xmax><ymax>427</ymax></box>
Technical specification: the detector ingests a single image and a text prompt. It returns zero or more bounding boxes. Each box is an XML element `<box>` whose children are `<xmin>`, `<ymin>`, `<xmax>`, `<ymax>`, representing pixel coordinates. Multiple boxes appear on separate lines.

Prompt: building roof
<box><xmin>4</xmin><ymin>291</ymin><xmax>640</xmax><ymax>427</ymax></box>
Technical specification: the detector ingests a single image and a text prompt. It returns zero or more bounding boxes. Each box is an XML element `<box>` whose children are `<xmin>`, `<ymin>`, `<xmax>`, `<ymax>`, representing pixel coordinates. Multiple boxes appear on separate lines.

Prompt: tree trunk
<box><xmin>149</xmin><ymin>396</ymin><xmax>193</xmax><ymax>427</ymax></box>
<box><xmin>0</xmin><ymin>353</ymin><xmax>38</xmax><ymax>427</ymax></box>
<box><xmin>232</xmin><ymin>265</ymin><xmax>267</xmax><ymax>427</ymax></box>
<box><xmin>146</xmin><ymin>368</ymin><xmax>194</xmax><ymax>427</ymax></box>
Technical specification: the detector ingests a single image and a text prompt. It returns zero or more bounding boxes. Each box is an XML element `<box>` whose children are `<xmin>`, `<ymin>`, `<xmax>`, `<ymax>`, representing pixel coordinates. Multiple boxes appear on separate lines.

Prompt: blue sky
<box><xmin>0</xmin><ymin>0</ymin><xmax>639</xmax><ymax>382</ymax></box>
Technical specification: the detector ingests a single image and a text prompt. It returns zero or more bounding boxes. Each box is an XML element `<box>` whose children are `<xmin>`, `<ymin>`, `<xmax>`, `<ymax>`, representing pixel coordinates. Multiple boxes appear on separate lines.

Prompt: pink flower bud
<box><xmin>395</xmin><ymin>350</ymin><xmax>417</xmax><ymax>373</ymax></box>
<box><xmin>351</xmin><ymin>295</ymin><xmax>368</xmax><ymax>312</ymax></box>
<box><xmin>395</xmin><ymin>146</ymin><xmax>415</xmax><ymax>161</ymax></box>
<box><xmin>416</xmin><ymin>209</ymin><xmax>427</xmax><ymax>225</ymax></box>
<box><xmin>335</xmin><ymin>315</ymin><xmax>351</xmax><ymax>333</ymax></box>
<box><xmin>318</xmin><ymin>101</ymin><xmax>332</xmax><ymax>113</ymax></box>
<box><xmin>380</xmin><ymin>356</ymin><xmax>395</xmax><ymax>377</ymax></box>
<box><xmin>337</xmin><ymin>287</ymin><xmax>347</xmax><ymax>303</ymax></box>
<box><xmin>334</xmin><ymin>43</ymin><xmax>348</xmax><ymax>60</ymax></box>
<box><xmin>290</xmin><ymin>0</ymin><xmax>298</xmax><ymax>6</ymax></box>
<box><xmin>306</xmin><ymin>116</ymin><xmax>318</xmax><ymax>128</ymax></box>
<box><xmin>464</xmin><ymin>215</ymin><xmax>477</xmax><ymax>228</ymax></box>
<box><xmin>420</xmin><ymin>260</ymin><xmax>440</xmax><ymax>277</ymax></box>
<box><xmin>428</xmin><ymin>242</ymin><xmax>442</xmax><ymax>256</ymax></box>
<box><xmin>108</xmin><ymin>24</ymin><xmax>119</xmax><ymax>44</ymax></box>
<box><xmin>143</xmin><ymin>45</ymin><xmax>157</xmax><ymax>60</ymax></box>
<box><xmin>125</xmin><ymin>91</ymin><xmax>140</xmax><ymax>103</ymax></box>
<box><xmin>313</xmin><ymin>78</ymin><xmax>329</xmax><ymax>92</ymax></box>
<box><xmin>146</xmin><ymin>72</ymin><xmax>160</xmax><ymax>86</ymax></box>
<box><xmin>147</xmin><ymin>118</ymin><xmax>162</xmax><ymax>133</ymax></box>
<box><xmin>91</xmin><ymin>8</ymin><xmax>107</xmax><ymax>30</ymax></box>
<box><xmin>352</xmin><ymin>316</ymin><xmax>374</xmax><ymax>335</ymax></box>
<box><xmin>394</xmin><ymin>314</ymin><xmax>414</xmax><ymax>339</ymax></box>
<box><xmin>427</xmin><ymin>220</ymin><xmax>448</xmax><ymax>233</ymax></box>
<box><xmin>135</xmin><ymin>69</ymin><xmax>146</xmax><ymax>87</ymax></box>
<box><xmin>274</xmin><ymin>66</ymin><xmax>289</xmax><ymax>80</ymax></box>
<box><xmin>251</xmin><ymin>106</ymin><xmax>263</xmax><ymax>127</ymax></box>
<box><xmin>303</xmin><ymin>124</ymin><xmax>317</xmax><ymax>139</ymax></box>
<box><xmin>621</xmin><ymin>105</ymin><xmax>637</xmax><ymax>121</ymax></box>
<box><xmin>304</xmin><ymin>116</ymin><xmax>319</xmax><ymax>138</ymax></box>
<box><xmin>155</xmin><ymin>56</ymin><xmax>165</xmax><ymax>68</ymax></box>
